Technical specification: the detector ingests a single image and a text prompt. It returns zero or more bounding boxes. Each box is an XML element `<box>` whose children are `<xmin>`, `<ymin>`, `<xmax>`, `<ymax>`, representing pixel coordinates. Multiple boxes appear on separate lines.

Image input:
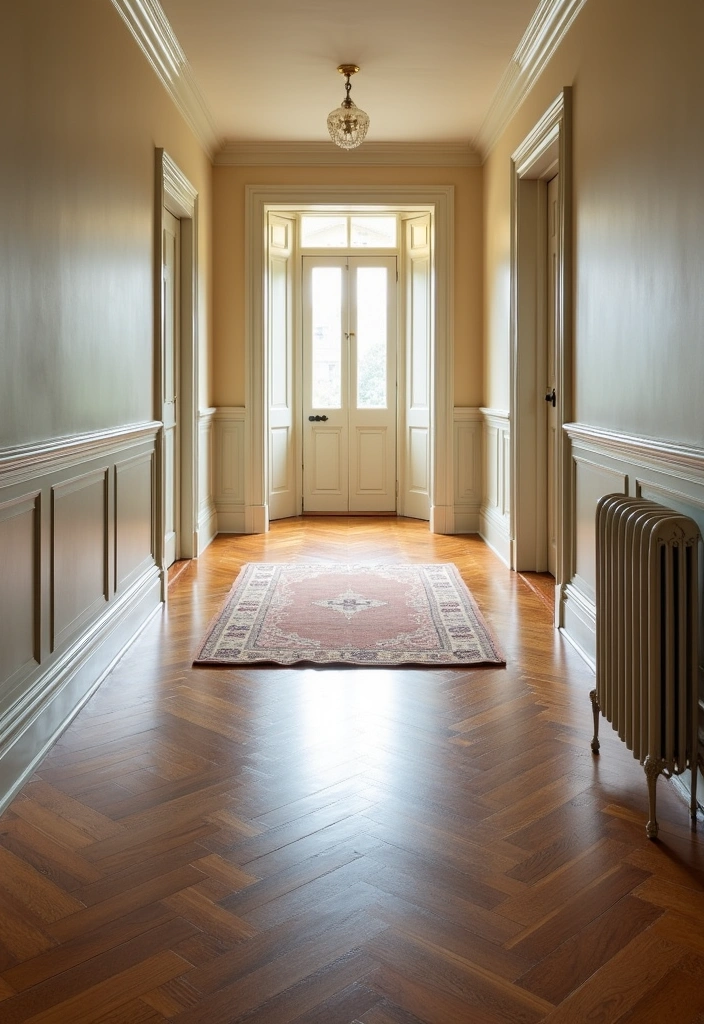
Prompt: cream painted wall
<box><xmin>212</xmin><ymin>165</ymin><xmax>482</xmax><ymax>409</ymax></box>
<box><xmin>483</xmin><ymin>0</ymin><xmax>704</xmax><ymax>445</ymax></box>
<box><xmin>1</xmin><ymin>0</ymin><xmax>212</xmax><ymax>448</ymax></box>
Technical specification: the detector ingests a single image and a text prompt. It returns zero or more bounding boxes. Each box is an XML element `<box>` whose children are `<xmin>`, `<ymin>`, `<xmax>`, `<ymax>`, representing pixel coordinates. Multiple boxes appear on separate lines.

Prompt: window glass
<box><xmin>311</xmin><ymin>267</ymin><xmax>342</xmax><ymax>407</ymax></box>
<box><xmin>350</xmin><ymin>216</ymin><xmax>397</xmax><ymax>248</ymax></box>
<box><xmin>356</xmin><ymin>267</ymin><xmax>387</xmax><ymax>408</ymax></box>
<box><xmin>300</xmin><ymin>216</ymin><xmax>347</xmax><ymax>248</ymax></box>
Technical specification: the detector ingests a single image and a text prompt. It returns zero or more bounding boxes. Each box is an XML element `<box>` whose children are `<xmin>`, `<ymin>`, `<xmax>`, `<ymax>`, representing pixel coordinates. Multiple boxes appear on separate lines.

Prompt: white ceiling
<box><xmin>159</xmin><ymin>0</ymin><xmax>542</xmax><ymax>147</ymax></box>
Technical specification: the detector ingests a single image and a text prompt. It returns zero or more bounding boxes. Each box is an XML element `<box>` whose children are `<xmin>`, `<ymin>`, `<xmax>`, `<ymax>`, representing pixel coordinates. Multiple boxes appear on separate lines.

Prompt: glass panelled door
<box><xmin>302</xmin><ymin>256</ymin><xmax>397</xmax><ymax>512</ymax></box>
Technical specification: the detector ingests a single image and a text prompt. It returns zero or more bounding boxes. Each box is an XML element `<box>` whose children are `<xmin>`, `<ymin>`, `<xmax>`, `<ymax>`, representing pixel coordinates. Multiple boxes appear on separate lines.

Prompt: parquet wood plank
<box><xmin>2</xmin><ymin>904</ymin><xmax>179</xmax><ymax>992</ymax></box>
<box><xmin>48</xmin><ymin>865</ymin><xmax>207</xmax><ymax>942</ymax></box>
<box><xmin>1</xmin><ymin>520</ymin><xmax>704</xmax><ymax>1022</ymax></box>
<box><xmin>0</xmin><ymin>918</ymin><xmax>197</xmax><ymax>1024</ymax></box>
<box><xmin>515</xmin><ymin>893</ymin><xmax>663</xmax><ymax>1003</ymax></box>
<box><xmin>367</xmin><ymin>930</ymin><xmax>554</xmax><ymax>1021</ymax></box>
<box><xmin>18</xmin><ymin>951</ymin><xmax>190</xmax><ymax>1024</ymax></box>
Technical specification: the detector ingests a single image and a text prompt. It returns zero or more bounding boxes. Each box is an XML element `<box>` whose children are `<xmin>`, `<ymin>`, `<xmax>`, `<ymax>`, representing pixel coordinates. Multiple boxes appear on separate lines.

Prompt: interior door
<box><xmin>546</xmin><ymin>174</ymin><xmax>559</xmax><ymax>575</ymax></box>
<box><xmin>162</xmin><ymin>209</ymin><xmax>180</xmax><ymax>568</ymax></box>
<box><xmin>302</xmin><ymin>256</ymin><xmax>397</xmax><ymax>513</ymax></box>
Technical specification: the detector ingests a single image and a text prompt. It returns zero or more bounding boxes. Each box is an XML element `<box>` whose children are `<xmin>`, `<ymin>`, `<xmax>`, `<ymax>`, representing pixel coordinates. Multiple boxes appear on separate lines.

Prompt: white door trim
<box><xmin>155</xmin><ymin>150</ymin><xmax>199</xmax><ymax>593</ymax></box>
<box><xmin>509</xmin><ymin>88</ymin><xmax>573</xmax><ymax>620</ymax></box>
<box><xmin>244</xmin><ymin>185</ymin><xmax>454</xmax><ymax>534</ymax></box>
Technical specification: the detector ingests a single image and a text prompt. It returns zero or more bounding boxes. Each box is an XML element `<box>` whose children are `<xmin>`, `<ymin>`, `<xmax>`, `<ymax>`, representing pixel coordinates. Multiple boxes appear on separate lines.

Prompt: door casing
<box><xmin>245</xmin><ymin>186</ymin><xmax>455</xmax><ymax>534</ymax></box>
<box><xmin>509</xmin><ymin>89</ymin><xmax>573</xmax><ymax>623</ymax></box>
<box><xmin>155</xmin><ymin>150</ymin><xmax>200</xmax><ymax>596</ymax></box>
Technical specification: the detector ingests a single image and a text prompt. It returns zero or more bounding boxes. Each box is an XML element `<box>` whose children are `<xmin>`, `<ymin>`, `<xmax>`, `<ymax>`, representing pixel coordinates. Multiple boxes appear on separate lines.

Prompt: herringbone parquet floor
<box><xmin>2</xmin><ymin>518</ymin><xmax>704</xmax><ymax>1023</ymax></box>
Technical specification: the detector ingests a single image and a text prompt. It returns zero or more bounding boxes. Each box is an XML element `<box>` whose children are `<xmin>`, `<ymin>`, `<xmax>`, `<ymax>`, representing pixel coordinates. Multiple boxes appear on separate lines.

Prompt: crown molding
<box><xmin>110</xmin><ymin>0</ymin><xmax>219</xmax><ymax>158</ymax></box>
<box><xmin>214</xmin><ymin>141</ymin><xmax>481</xmax><ymax>168</ymax></box>
<box><xmin>475</xmin><ymin>0</ymin><xmax>588</xmax><ymax>158</ymax></box>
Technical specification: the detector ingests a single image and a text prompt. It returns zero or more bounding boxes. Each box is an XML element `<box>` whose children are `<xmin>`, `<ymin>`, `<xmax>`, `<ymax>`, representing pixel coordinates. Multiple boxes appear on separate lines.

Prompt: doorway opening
<box><xmin>244</xmin><ymin>185</ymin><xmax>455</xmax><ymax>535</ymax></box>
<box><xmin>509</xmin><ymin>89</ymin><xmax>572</xmax><ymax>624</ymax></box>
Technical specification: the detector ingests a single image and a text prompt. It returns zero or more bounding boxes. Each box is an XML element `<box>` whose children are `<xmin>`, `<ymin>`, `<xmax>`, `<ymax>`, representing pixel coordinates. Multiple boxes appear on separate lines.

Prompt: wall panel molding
<box><xmin>197</xmin><ymin>409</ymin><xmax>218</xmax><ymax>551</ymax></box>
<box><xmin>0</xmin><ymin>424</ymin><xmax>161</xmax><ymax>814</ymax></box>
<box><xmin>480</xmin><ymin>409</ymin><xmax>511</xmax><ymax>564</ymax></box>
<box><xmin>562</xmin><ymin>422</ymin><xmax>704</xmax><ymax>669</ymax></box>
<box><xmin>453</xmin><ymin>408</ymin><xmax>483</xmax><ymax>533</ymax></box>
<box><xmin>213</xmin><ymin>407</ymin><xmax>246</xmax><ymax>533</ymax></box>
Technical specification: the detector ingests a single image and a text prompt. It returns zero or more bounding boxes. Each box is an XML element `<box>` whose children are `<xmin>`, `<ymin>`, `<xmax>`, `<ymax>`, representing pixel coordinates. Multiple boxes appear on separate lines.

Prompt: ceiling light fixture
<box><xmin>327</xmin><ymin>64</ymin><xmax>370</xmax><ymax>150</ymax></box>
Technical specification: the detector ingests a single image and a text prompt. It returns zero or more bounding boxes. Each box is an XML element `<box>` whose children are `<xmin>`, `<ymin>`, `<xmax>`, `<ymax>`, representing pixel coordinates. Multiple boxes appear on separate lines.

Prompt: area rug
<box><xmin>194</xmin><ymin>563</ymin><xmax>504</xmax><ymax>667</ymax></box>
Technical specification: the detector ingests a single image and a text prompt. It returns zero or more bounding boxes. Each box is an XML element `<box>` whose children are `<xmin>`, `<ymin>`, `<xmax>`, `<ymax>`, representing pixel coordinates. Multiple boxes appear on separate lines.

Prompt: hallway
<box><xmin>1</xmin><ymin>520</ymin><xmax>703</xmax><ymax>1022</ymax></box>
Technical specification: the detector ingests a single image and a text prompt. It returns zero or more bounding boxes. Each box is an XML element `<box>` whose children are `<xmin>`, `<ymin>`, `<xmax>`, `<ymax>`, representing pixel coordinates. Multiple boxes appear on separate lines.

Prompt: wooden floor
<box><xmin>2</xmin><ymin>517</ymin><xmax>704</xmax><ymax>1024</ymax></box>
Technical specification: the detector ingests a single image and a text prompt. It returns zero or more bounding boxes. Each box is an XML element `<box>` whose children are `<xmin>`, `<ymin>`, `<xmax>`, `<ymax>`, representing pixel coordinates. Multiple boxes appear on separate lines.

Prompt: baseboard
<box><xmin>453</xmin><ymin>508</ymin><xmax>481</xmax><ymax>534</ymax></box>
<box><xmin>561</xmin><ymin>580</ymin><xmax>596</xmax><ymax>670</ymax></box>
<box><xmin>217</xmin><ymin>507</ymin><xmax>246</xmax><ymax>533</ymax></box>
<box><xmin>430</xmin><ymin>505</ymin><xmax>454</xmax><ymax>535</ymax></box>
<box><xmin>0</xmin><ymin>566</ymin><xmax>161</xmax><ymax>815</ymax></box>
<box><xmin>479</xmin><ymin>504</ymin><xmax>511</xmax><ymax>566</ymax></box>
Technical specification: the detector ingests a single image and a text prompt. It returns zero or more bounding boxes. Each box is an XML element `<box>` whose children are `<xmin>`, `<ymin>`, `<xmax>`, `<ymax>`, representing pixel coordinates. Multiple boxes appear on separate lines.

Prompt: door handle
<box><xmin>308</xmin><ymin>415</ymin><xmax>329</xmax><ymax>422</ymax></box>
<box><xmin>545</xmin><ymin>388</ymin><xmax>556</xmax><ymax>407</ymax></box>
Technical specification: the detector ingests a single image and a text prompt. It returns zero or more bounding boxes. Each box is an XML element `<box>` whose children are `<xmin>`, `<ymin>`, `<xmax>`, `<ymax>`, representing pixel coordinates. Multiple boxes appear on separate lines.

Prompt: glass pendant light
<box><xmin>327</xmin><ymin>65</ymin><xmax>370</xmax><ymax>150</ymax></box>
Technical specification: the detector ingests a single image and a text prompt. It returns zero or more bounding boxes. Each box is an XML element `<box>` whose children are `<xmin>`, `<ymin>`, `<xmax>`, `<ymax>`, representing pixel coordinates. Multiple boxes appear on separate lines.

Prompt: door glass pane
<box><xmin>350</xmin><ymin>216</ymin><xmax>396</xmax><ymax>248</ymax></box>
<box><xmin>301</xmin><ymin>216</ymin><xmax>347</xmax><ymax>248</ymax></box>
<box><xmin>311</xmin><ymin>267</ymin><xmax>342</xmax><ymax>408</ymax></box>
<box><xmin>356</xmin><ymin>267</ymin><xmax>387</xmax><ymax>408</ymax></box>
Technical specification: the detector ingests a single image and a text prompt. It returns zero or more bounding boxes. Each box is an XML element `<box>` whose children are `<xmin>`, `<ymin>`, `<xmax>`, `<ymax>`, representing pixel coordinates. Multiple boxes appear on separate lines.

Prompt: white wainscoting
<box><xmin>453</xmin><ymin>409</ymin><xmax>483</xmax><ymax>533</ymax></box>
<box><xmin>197</xmin><ymin>408</ymin><xmax>218</xmax><ymax>552</ymax></box>
<box><xmin>0</xmin><ymin>423</ymin><xmax>161</xmax><ymax>813</ymax></box>
<box><xmin>480</xmin><ymin>409</ymin><xmax>511</xmax><ymax>564</ymax></box>
<box><xmin>562</xmin><ymin>423</ymin><xmax>704</xmax><ymax>668</ymax></box>
<box><xmin>213</xmin><ymin>407</ymin><xmax>246</xmax><ymax>533</ymax></box>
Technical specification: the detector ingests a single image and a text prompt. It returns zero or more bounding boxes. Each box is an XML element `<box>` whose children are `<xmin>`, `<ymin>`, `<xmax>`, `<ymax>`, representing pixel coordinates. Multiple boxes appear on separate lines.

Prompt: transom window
<box><xmin>300</xmin><ymin>215</ymin><xmax>397</xmax><ymax>249</ymax></box>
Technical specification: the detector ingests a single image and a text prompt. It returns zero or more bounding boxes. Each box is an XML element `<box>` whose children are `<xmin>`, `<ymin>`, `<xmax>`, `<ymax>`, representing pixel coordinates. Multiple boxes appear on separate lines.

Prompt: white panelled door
<box><xmin>302</xmin><ymin>256</ymin><xmax>397</xmax><ymax>513</ymax></box>
<box><xmin>162</xmin><ymin>209</ymin><xmax>180</xmax><ymax>568</ymax></box>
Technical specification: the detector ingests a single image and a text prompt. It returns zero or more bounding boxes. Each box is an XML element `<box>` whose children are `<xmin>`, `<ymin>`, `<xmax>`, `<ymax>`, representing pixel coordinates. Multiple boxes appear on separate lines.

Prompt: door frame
<box><xmin>509</xmin><ymin>88</ymin><xmax>572</xmax><ymax>621</ymax></box>
<box><xmin>244</xmin><ymin>185</ymin><xmax>454</xmax><ymax>534</ymax></box>
<box><xmin>154</xmin><ymin>150</ymin><xmax>199</xmax><ymax>595</ymax></box>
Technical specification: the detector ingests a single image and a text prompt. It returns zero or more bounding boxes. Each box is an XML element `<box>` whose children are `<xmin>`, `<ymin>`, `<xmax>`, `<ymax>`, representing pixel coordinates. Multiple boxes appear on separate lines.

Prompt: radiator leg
<box><xmin>691</xmin><ymin>759</ymin><xmax>699</xmax><ymax>830</ymax></box>
<box><xmin>644</xmin><ymin>756</ymin><xmax>665</xmax><ymax>839</ymax></box>
<box><xmin>589</xmin><ymin>689</ymin><xmax>600</xmax><ymax>754</ymax></box>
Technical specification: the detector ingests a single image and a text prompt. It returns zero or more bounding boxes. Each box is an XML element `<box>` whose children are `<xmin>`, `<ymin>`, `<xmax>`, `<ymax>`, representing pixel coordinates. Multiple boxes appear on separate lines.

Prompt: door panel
<box><xmin>547</xmin><ymin>175</ymin><xmax>559</xmax><ymax>575</ymax></box>
<box><xmin>162</xmin><ymin>209</ymin><xmax>180</xmax><ymax>568</ymax></box>
<box><xmin>303</xmin><ymin>256</ymin><xmax>396</xmax><ymax>513</ymax></box>
<box><xmin>400</xmin><ymin>215</ymin><xmax>431</xmax><ymax>520</ymax></box>
<box><xmin>268</xmin><ymin>214</ymin><xmax>297</xmax><ymax>520</ymax></box>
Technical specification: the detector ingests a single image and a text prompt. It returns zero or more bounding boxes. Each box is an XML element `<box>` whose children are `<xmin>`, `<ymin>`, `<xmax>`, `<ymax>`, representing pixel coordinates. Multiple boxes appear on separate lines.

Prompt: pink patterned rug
<box><xmin>194</xmin><ymin>563</ymin><xmax>504</xmax><ymax>667</ymax></box>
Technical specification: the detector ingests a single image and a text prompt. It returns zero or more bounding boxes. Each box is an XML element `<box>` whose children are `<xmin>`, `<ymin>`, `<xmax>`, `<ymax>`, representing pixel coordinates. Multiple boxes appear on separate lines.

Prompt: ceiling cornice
<box><xmin>214</xmin><ymin>142</ymin><xmax>481</xmax><ymax>168</ymax></box>
<box><xmin>475</xmin><ymin>0</ymin><xmax>588</xmax><ymax>158</ymax></box>
<box><xmin>109</xmin><ymin>0</ymin><xmax>219</xmax><ymax>158</ymax></box>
